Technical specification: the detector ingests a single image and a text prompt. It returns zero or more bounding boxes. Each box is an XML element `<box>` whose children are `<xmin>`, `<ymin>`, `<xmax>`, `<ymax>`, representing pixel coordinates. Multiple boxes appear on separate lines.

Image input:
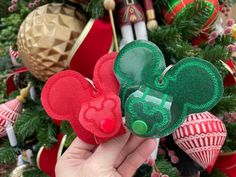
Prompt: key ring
<box><xmin>158</xmin><ymin>65</ymin><xmax>174</xmax><ymax>84</ymax></box>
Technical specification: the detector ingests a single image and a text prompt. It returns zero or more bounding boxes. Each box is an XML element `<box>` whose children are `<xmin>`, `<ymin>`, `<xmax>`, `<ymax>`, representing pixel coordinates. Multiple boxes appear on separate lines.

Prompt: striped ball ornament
<box><xmin>0</xmin><ymin>99</ymin><xmax>23</xmax><ymax>138</ymax></box>
<box><xmin>162</xmin><ymin>0</ymin><xmax>219</xmax><ymax>28</ymax></box>
<box><xmin>172</xmin><ymin>112</ymin><xmax>227</xmax><ymax>172</ymax></box>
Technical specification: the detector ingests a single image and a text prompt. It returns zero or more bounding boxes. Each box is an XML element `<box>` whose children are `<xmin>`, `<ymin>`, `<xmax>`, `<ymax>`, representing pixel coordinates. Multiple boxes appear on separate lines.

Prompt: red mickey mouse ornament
<box><xmin>41</xmin><ymin>53</ymin><xmax>126</xmax><ymax>144</ymax></box>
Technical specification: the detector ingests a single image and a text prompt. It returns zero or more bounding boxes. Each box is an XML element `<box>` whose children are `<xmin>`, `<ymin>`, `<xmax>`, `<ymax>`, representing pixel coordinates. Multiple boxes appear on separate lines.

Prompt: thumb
<box><xmin>89</xmin><ymin>132</ymin><xmax>130</xmax><ymax>166</ymax></box>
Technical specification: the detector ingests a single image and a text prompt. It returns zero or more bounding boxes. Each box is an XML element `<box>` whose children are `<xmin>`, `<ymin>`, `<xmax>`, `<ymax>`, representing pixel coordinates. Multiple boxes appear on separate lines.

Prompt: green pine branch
<box><xmin>156</xmin><ymin>155</ymin><xmax>181</xmax><ymax>177</ymax></box>
<box><xmin>211</xmin><ymin>96</ymin><xmax>236</xmax><ymax>115</ymax></box>
<box><xmin>14</xmin><ymin>109</ymin><xmax>42</xmax><ymax>142</ymax></box>
<box><xmin>36</xmin><ymin>122</ymin><xmax>58</xmax><ymax>148</ymax></box>
<box><xmin>149</xmin><ymin>26</ymin><xmax>181</xmax><ymax>45</ymax></box>
<box><xmin>224</xmin><ymin>86</ymin><xmax>236</xmax><ymax>95</ymax></box>
<box><xmin>86</xmin><ymin>0</ymin><xmax>104</xmax><ymax>18</ymax></box>
<box><xmin>222</xmin><ymin>122</ymin><xmax>236</xmax><ymax>152</ymax></box>
<box><xmin>201</xmin><ymin>45</ymin><xmax>229</xmax><ymax>63</ymax></box>
<box><xmin>60</xmin><ymin>121</ymin><xmax>76</xmax><ymax>147</ymax></box>
<box><xmin>0</xmin><ymin>139</ymin><xmax>17</xmax><ymax>165</ymax></box>
<box><xmin>23</xmin><ymin>166</ymin><xmax>49</xmax><ymax>177</ymax></box>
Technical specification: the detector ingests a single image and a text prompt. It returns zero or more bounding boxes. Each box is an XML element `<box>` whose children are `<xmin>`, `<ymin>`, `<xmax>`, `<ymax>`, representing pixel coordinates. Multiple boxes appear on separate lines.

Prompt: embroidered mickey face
<box><xmin>41</xmin><ymin>53</ymin><xmax>125</xmax><ymax>145</ymax></box>
<box><xmin>114</xmin><ymin>40</ymin><xmax>224</xmax><ymax>138</ymax></box>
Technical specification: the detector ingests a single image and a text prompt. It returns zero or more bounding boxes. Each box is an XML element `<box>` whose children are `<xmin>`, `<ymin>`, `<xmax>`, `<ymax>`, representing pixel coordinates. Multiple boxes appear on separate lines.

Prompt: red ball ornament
<box><xmin>173</xmin><ymin>112</ymin><xmax>227</xmax><ymax>173</ymax></box>
<box><xmin>162</xmin><ymin>0</ymin><xmax>219</xmax><ymax>28</ymax></box>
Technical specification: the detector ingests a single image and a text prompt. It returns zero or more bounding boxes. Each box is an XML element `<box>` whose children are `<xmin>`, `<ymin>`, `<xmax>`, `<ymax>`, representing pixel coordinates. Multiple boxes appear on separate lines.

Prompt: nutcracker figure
<box><xmin>104</xmin><ymin>0</ymin><xmax>157</xmax><ymax>48</ymax></box>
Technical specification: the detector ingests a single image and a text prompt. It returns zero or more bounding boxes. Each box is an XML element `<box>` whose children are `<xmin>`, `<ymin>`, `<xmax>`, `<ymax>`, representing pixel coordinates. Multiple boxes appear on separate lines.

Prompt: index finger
<box><xmin>60</xmin><ymin>137</ymin><xmax>95</xmax><ymax>160</ymax></box>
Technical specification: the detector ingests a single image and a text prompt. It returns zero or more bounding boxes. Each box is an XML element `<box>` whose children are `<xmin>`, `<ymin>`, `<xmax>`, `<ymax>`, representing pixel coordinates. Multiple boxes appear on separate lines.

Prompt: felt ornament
<box><xmin>37</xmin><ymin>134</ymin><xmax>67</xmax><ymax>177</ymax></box>
<box><xmin>173</xmin><ymin>112</ymin><xmax>227</xmax><ymax>173</ymax></box>
<box><xmin>114</xmin><ymin>40</ymin><xmax>223</xmax><ymax>138</ymax></box>
<box><xmin>41</xmin><ymin>53</ymin><xmax>125</xmax><ymax>145</ymax></box>
<box><xmin>0</xmin><ymin>84</ymin><xmax>31</xmax><ymax>138</ymax></box>
<box><xmin>215</xmin><ymin>151</ymin><xmax>236</xmax><ymax>177</ymax></box>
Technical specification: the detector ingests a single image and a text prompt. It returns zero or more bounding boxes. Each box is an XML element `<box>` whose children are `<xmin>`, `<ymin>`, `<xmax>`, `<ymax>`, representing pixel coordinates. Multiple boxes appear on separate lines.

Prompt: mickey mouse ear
<box><xmin>114</xmin><ymin>40</ymin><xmax>166</xmax><ymax>105</ymax></box>
<box><xmin>93</xmin><ymin>52</ymin><xmax>119</xmax><ymax>94</ymax></box>
<box><xmin>158</xmin><ymin>58</ymin><xmax>224</xmax><ymax>137</ymax></box>
<box><xmin>41</xmin><ymin>70</ymin><xmax>93</xmax><ymax>121</ymax></box>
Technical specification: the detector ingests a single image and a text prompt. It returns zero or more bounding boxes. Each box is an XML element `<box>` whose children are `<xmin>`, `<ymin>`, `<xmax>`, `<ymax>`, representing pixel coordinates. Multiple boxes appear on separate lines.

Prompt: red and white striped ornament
<box><xmin>9</xmin><ymin>46</ymin><xmax>20</xmax><ymax>66</ymax></box>
<box><xmin>172</xmin><ymin>112</ymin><xmax>227</xmax><ymax>172</ymax></box>
<box><xmin>0</xmin><ymin>84</ymin><xmax>31</xmax><ymax>138</ymax></box>
<box><xmin>0</xmin><ymin>99</ymin><xmax>23</xmax><ymax>138</ymax></box>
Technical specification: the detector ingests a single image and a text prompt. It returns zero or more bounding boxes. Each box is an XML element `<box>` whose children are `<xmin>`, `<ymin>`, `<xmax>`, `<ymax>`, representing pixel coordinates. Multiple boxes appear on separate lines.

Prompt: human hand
<box><xmin>56</xmin><ymin>132</ymin><xmax>157</xmax><ymax>177</ymax></box>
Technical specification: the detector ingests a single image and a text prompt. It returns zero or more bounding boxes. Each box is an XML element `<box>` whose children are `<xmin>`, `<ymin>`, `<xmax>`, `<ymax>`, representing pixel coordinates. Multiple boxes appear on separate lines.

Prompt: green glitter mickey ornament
<box><xmin>114</xmin><ymin>40</ymin><xmax>224</xmax><ymax>138</ymax></box>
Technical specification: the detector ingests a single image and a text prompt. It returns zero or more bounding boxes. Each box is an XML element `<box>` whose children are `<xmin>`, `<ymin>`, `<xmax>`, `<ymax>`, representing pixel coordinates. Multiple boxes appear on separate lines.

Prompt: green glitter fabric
<box><xmin>114</xmin><ymin>40</ymin><xmax>224</xmax><ymax>138</ymax></box>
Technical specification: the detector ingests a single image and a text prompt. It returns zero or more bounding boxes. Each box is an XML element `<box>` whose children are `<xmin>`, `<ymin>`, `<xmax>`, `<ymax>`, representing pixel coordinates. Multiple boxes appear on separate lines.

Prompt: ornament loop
<box><xmin>158</xmin><ymin>65</ymin><xmax>173</xmax><ymax>84</ymax></box>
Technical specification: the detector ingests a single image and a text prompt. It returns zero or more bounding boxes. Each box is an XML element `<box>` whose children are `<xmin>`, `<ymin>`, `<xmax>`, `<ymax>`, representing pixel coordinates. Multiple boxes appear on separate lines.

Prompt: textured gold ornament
<box><xmin>17</xmin><ymin>3</ymin><xmax>87</xmax><ymax>81</ymax></box>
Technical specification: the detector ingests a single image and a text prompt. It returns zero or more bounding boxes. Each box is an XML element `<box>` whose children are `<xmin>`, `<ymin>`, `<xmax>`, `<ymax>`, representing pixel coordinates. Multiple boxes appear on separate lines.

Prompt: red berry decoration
<box><xmin>8</xmin><ymin>5</ymin><xmax>16</xmax><ymax>12</ymax></box>
<box><xmin>28</xmin><ymin>3</ymin><xmax>34</xmax><ymax>9</ymax></box>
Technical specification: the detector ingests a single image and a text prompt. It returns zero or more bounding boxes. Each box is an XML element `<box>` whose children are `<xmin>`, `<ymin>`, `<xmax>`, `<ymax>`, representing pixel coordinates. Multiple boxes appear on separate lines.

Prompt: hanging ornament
<box><xmin>9</xmin><ymin>46</ymin><xmax>21</xmax><ymax>67</ymax></box>
<box><xmin>41</xmin><ymin>53</ymin><xmax>125</xmax><ymax>145</ymax></box>
<box><xmin>173</xmin><ymin>112</ymin><xmax>227</xmax><ymax>173</ymax></box>
<box><xmin>37</xmin><ymin>134</ymin><xmax>66</xmax><ymax>177</ymax></box>
<box><xmin>17</xmin><ymin>3</ymin><xmax>87</xmax><ymax>81</ymax></box>
<box><xmin>162</xmin><ymin>0</ymin><xmax>218</xmax><ymax>27</ymax></box>
<box><xmin>114</xmin><ymin>40</ymin><xmax>223</xmax><ymax>138</ymax></box>
<box><xmin>162</xmin><ymin>0</ymin><xmax>219</xmax><ymax>45</ymax></box>
<box><xmin>0</xmin><ymin>84</ymin><xmax>31</xmax><ymax>138</ymax></box>
<box><xmin>17</xmin><ymin>3</ymin><xmax>113</xmax><ymax>81</ymax></box>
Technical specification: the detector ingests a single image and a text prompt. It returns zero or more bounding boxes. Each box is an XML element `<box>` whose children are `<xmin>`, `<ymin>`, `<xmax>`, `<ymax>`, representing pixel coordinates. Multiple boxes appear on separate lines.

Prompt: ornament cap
<box><xmin>16</xmin><ymin>83</ymin><xmax>31</xmax><ymax>103</ymax></box>
<box><xmin>103</xmin><ymin>0</ymin><xmax>115</xmax><ymax>10</ymax></box>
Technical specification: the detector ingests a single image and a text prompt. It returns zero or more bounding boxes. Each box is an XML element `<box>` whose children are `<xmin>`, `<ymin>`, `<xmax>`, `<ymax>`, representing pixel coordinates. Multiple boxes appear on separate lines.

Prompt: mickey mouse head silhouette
<box><xmin>114</xmin><ymin>40</ymin><xmax>224</xmax><ymax>138</ymax></box>
<box><xmin>41</xmin><ymin>53</ymin><xmax>126</xmax><ymax>145</ymax></box>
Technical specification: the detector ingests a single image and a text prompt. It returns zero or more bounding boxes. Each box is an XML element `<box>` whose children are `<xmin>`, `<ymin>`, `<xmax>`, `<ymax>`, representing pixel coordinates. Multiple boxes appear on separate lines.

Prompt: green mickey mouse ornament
<box><xmin>114</xmin><ymin>40</ymin><xmax>224</xmax><ymax>138</ymax></box>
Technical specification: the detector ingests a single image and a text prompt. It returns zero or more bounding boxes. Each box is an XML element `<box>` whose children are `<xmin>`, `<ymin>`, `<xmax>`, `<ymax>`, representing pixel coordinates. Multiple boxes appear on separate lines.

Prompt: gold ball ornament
<box><xmin>17</xmin><ymin>3</ymin><xmax>87</xmax><ymax>81</ymax></box>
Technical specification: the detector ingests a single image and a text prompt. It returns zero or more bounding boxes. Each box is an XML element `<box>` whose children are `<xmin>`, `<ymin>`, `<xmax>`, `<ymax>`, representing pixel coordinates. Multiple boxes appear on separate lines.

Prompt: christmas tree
<box><xmin>1</xmin><ymin>0</ymin><xmax>236</xmax><ymax>176</ymax></box>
